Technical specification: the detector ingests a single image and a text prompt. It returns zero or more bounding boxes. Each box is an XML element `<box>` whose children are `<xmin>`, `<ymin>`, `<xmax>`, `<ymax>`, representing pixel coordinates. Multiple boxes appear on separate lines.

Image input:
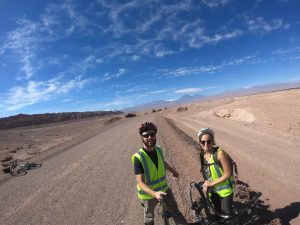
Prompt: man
<box><xmin>132</xmin><ymin>121</ymin><xmax>187</xmax><ymax>225</ymax></box>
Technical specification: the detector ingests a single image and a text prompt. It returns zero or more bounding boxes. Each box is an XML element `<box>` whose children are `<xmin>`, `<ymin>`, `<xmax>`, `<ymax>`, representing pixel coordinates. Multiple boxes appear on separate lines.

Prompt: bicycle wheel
<box><xmin>10</xmin><ymin>168</ymin><xmax>27</xmax><ymax>176</ymax></box>
<box><xmin>23</xmin><ymin>162</ymin><xmax>42</xmax><ymax>170</ymax></box>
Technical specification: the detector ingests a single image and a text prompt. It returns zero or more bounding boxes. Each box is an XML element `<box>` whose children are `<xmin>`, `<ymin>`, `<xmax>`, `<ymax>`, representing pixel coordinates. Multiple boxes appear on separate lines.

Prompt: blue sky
<box><xmin>1</xmin><ymin>0</ymin><xmax>300</xmax><ymax>117</ymax></box>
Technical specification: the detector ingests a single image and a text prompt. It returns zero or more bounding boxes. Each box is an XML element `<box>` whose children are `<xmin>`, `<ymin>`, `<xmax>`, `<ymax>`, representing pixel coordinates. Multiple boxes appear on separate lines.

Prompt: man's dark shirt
<box><xmin>134</xmin><ymin>147</ymin><xmax>158</xmax><ymax>174</ymax></box>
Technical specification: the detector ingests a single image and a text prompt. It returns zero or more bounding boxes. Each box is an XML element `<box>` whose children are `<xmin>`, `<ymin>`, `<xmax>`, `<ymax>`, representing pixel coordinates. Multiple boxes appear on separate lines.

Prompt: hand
<box><xmin>203</xmin><ymin>180</ymin><xmax>213</xmax><ymax>187</ymax></box>
<box><xmin>171</xmin><ymin>170</ymin><xmax>179</xmax><ymax>179</ymax></box>
<box><xmin>203</xmin><ymin>180</ymin><xmax>213</xmax><ymax>193</ymax></box>
<box><xmin>203</xmin><ymin>180</ymin><xmax>214</xmax><ymax>194</ymax></box>
<box><xmin>154</xmin><ymin>191</ymin><xmax>166</xmax><ymax>201</ymax></box>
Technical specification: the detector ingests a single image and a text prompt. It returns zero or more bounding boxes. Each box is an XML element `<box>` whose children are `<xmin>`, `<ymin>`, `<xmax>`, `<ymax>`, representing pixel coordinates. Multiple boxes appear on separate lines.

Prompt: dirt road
<box><xmin>0</xmin><ymin>115</ymin><xmax>146</xmax><ymax>225</ymax></box>
<box><xmin>0</xmin><ymin>111</ymin><xmax>299</xmax><ymax>224</ymax></box>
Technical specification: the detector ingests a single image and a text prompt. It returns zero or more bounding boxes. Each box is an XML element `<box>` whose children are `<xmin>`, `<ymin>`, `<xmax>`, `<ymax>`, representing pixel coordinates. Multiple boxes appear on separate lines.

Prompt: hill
<box><xmin>0</xmin><ymin>111</ymin><xmax>122</xmax><ymax>130</ymax></box>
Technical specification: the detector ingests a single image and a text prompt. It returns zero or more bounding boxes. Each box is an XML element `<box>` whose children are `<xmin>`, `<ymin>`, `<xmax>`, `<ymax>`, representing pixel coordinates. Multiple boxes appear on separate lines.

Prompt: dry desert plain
<box><xmin>0</xmin><ymin>88</ymin><xmax>300</xmax><ymax>225</ymax></box>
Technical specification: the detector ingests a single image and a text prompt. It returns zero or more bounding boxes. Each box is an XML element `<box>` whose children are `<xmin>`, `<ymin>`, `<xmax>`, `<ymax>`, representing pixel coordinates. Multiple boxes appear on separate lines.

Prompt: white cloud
<box><xmin>103</xmin><ymin>99</ymin><xmax>130</xmax><ymax>107</ymax></box>
<box><xmin>175</xmin><ymin>88</ymin><xmax>202</xmax><ymax>94</ymax></box>
<box><xmin>41</xmin><ymin>1</ymin><xmax>89</xmax><ymax>37</ymax></box>
<box><xmin>103</xmin><ymin>68</ymin><xmax>126</xmax><ymax>81</ymax></box>
<box><xmin>0</xmin><ymin>1</ymin><xmax>93</xmax><ymax>80</ymax></box>
<box><xmin>137</xmin><ymin>11</ymin><xmax>162</xmax><ymax>34</ymax></box>
<box><xmin>158</xmin><ymin>54</ymin><xmax>261</xmax><ymax>78</ymax></box>
<box><xmin>272</xmin><ymin>46</ymin><xmax>300</xmax><ymax>56</ymax></box>
<box><xmin>202</xmin><ymin>0</ymin><xmax>230</xmax><ymax>8</ymax></box>
<box><xmin>91</xmin><ymin>1</ymin><xmax>243</xmax><ymax>60</ymax></box>
<box><xmin>2</xmin><ymin>18</ymin><xmax>39</xmax><ymax>79</ymax></box>
<box><xmin>271</xmin><ymin>46</ymin><xmax>300</xmax><ymax>61</ymax></box>
<box><xmin>247</xmin><ymin>17</ymin><xmax>290</xmax><ymax>33</ymax></box>
<box><xmin>148</xmin><ymin>90</ymin><xmax>167</xmax><ymax>94</ymax></box>
<box><xmin>154</xmin><ymin>44</ymin><xmax>175</xmax><ymax>58</ymax></box>
<box><xmin>125</xmin><ymin>85</ymin><xmax>148</xmax><ymax>93</ymax></box>
<box><xmin>1</xmin><ymin>76</ymin><xmax>91</xmax><ymax>112</ymax></box>
<box><xmin>222</xmin><ymin>54</ymin><xmax>261</xmax><ymax>66</ymax></box>
<box><xmin>188</xmin><ymin>29</ymin><xmax>243</xmax><ymax>48</ymax></box>
<box><xmin>159</xmin><ymin>65</ymin><xmax>221</xmax><ymax>78</ymax></box>
<box><xmin>132</xmin><ymin>55</ymin><xmax>140</xmax><ymax>61</ymax></box>
<box><xmin>107</xmin><ymin>1</ymin><xmax>140</xmax><ymax>37</ymax></box>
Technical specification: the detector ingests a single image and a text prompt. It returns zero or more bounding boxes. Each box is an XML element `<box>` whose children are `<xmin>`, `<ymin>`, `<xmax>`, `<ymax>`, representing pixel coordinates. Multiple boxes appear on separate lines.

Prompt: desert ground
<box><xmin>0</xmin><ymin>88</ymin><xmax>299</xmax><ymax>225</ymax></box>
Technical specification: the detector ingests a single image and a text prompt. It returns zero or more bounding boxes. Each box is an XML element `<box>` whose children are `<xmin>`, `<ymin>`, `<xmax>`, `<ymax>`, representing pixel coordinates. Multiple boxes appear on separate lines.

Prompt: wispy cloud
<box><xmin>272</xmin><ymin>46</ymin><xmax>300</xmax><ymax>56</ymax></box>
<box><xmin>187</xmin><ymin>29</ymin><xmax>243</xmax><ymax>48</ymax></box>
<box><xmin>40</xmin><ymin>0</ymin><xmax>90</xmax><ymax>37</ymax></box>
<box><xmin>222</xmin><ymin>54</ymin><xmax>262</xmax><ymax>66</ymax></box>
<box><xmin>247</xmin><ymin>17</ymin><xmax>290</xmax><ymax>33</ymax></box>
<box><xmin>0</xmin><ymin>1</ymin><xmax>92</xmax><ymax>80</ymax></box>
<box><xmin>1</xmin><ymin>0</ymin><xmax>294</xmax><ymax>78</ymax></box>
<box><xmin>129</xmin><ymin>88</ymin><xmax>173</xmax><ymax>100</ymax></box>
<box><xmin>102</xmin><ymin>68</ymin><xmax>126</xmax><ymax>81</ymax></box>
<box><xmin>272</xmin><ymin>46</ymin><xmax>300</xmax><ymax>61</ymax></box>
<box><xmin>158</xmin><ymin>65</ymin><xmax>221</xmax><ymax>78</ymax></box>
<box><xmin>103</xmin><ymin>99</ymin><xmax>130</xmax><ymax>107</ymax></box>
<box><xmin>202</xmin><ymin>0</ymin><xmax>230</xmax><ymax>8</ymax></box>
<box><xmin>124</xmin><ymin>85</ymin><xmax>149</xmax><ymax>94</ymax></box>
<box><xmin>175</xmin><ymin>88</ymin><xmax>202</xmax><ymax>94</ymax></box>
<box><xmin>2</xmin><ymin>18</ymin><xmax>39</xmax><ymax>79</ymax></box>
<box><xmin>0</xmin><ymin>76</ymin><xmax>91</xmax><ymax>112</ymax></box>
<box><xmin>106</xmin><ymin>1</ymin><xmax>140</xmax><ymax>37</ymax></box>
<box><xmin>92</xmin><ymin>1</ymin><xmax>244</xmax><ymax>60</ymax></box>
<box><xmin>157</xmin><ymin>54</ymin><xmax>261</xmax><ymax>78</ymax></box>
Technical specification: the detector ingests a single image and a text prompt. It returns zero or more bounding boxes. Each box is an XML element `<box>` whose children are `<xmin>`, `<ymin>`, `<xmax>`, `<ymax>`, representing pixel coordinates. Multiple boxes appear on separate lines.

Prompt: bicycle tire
<box><xmin>10</xmin><ymin>168</ymin><xmax>27</xmax><ymax>176</ymax></box>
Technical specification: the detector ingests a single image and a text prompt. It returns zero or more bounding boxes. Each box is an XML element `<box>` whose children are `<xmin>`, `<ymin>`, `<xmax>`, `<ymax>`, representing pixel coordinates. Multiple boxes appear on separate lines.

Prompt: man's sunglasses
<box><xmin>142</xmin><ymin>133</ymin><xmax>156</xmax><ymax>138</ymax></box>
<box><xmin>200</xmin><ymin>140</ymin><xmax>212</xmax><ymax>145</ymax></box>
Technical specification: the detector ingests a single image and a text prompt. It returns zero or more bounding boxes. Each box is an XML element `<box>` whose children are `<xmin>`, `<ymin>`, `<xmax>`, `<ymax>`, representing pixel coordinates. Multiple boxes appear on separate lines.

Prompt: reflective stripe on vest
<box><xmin>132</xmin><ymin>146</ymin><xmax>169</xmax><ymax>200</ymax></box>
<box><xmin>137</xmin><ymin>148</ymin><xmax>167</xmax><ymax>186</ymax></box>
<box><xmin>208</xmin><ymin>148</ymin><xmax>234</xmax><ymax>197</ymax></box>
<box><xmin>138</xmin><ymin>184</ymin><xmax>169</xmax><ymax>195</ymax></box>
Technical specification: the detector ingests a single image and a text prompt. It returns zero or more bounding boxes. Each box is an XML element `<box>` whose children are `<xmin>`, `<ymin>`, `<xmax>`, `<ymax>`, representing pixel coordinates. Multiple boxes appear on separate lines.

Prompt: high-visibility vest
<box><xmin>132</xmin><ymin>146</ymin><xmax>169</xmax><ymax>200</ymax></box>
<box><xmin>206</xmin><ymin>148</ymin><xmax>234</xmax><ymax>197</ymax></box>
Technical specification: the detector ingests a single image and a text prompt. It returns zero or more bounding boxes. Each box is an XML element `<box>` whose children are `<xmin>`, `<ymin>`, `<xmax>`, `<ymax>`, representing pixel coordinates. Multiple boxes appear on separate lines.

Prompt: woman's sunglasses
<box><xmin>200</xmin><ymin>140</ymin><xmax>212</xmax><ymax>145</ymax></box>
<box><xmin>142</xmin><ymin>133</ymin><xmax>156</xmax><ymax>138</ymax></box>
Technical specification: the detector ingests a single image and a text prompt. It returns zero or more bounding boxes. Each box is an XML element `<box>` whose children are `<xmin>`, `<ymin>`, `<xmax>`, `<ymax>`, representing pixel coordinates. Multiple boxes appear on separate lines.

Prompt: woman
<box><xmin>198</xmin><ymin>128</ymin><xmax>234</xmax><ymax>216</ymax></box>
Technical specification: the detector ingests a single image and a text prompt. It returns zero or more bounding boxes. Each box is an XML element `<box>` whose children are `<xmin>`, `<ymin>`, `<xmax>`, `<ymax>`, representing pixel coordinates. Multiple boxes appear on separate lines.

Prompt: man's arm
<box><xmin>164</xmin><ymin>161</ymin><xmax>179</xmax><ymax>178</ymax></box>
<box><xmin>136</xmin><ymin>174</ymin><xmax>166</xmax><ymax>200</ymax></box>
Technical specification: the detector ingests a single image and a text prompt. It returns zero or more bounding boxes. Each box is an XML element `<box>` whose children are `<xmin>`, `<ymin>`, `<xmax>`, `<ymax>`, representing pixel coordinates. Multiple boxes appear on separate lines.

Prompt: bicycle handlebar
<box><xmin>197</xmin><ymin>181</ymin><xmax>205</xmax><ymax>189</ymax></box>
<box><xmin>159</xmin><ymin>194</ymin><xmax>167</xmax><ymax>203</ymax></box>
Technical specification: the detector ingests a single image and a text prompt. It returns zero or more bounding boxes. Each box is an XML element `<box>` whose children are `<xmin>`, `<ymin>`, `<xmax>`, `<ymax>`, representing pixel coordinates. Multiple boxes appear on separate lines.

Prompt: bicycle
<box><xmin>20</xmin><ymin>161</ymin><xmax>42</xmax><ymax>170</ymax></box>
<box><xmin>7</xmin><ymin>160</ymin><xmax>41</xmax><ymax>176</ymax></box>
<box><xmin>188</xmin><ymin>181</ymin><xmax>262</xmax><ymax>225</ymax></box>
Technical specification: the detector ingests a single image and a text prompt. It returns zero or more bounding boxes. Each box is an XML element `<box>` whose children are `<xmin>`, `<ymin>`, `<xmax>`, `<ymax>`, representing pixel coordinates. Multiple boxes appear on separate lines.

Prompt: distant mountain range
<box><xmin>0</xmin><ymin>111</ymin><xmax>122</xmax><ymax>130</ymax></box>
<box><xmin>2</xmin><ymin>81</ymin><xmax>299</xmax><ymax>129</ymax></box>
<box><xmin>122</xmin><ymin>93</ymin><xmax>205</xmax><ymax>112</ymax></box>
<box><xmin>123</xmin><ymin>81</ymin><xmax>300</xmax><ymax>112</ymax></box>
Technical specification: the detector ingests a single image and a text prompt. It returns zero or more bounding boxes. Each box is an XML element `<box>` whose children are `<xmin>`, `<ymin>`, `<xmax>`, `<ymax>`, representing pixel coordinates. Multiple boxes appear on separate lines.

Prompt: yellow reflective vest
<box><xmin>206</xmin><ymin>147</ymin><xmax>234</xmax><ymax>197</ymax></box>
<box><xmin>132</xmin><ymin>146</ymin><xmax>169</xmax><ymax>200</ymax></box>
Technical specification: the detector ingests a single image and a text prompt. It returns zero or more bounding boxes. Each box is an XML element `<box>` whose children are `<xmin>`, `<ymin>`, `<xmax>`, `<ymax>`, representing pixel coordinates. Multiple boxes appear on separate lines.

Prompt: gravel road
<box><xmin>0</xmin><ymin>112</ymin><xmax>299</xmax><ymax>225</ymax></box>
